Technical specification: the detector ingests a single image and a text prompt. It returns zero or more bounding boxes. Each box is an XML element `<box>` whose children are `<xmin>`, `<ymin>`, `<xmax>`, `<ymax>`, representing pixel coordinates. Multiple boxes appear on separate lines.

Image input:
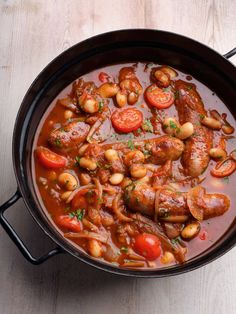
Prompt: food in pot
<box><xmin>33</xmin><ymin>63</ymin><xmax>236</xmax><ymax>269</ymax></box>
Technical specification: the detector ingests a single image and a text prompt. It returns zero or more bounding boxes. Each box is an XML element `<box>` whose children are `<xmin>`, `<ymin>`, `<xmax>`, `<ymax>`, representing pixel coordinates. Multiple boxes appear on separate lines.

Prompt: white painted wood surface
<box><xmin>0</xmin><ymin>1</ymin><xmax>236</xmax><ymax>313</ymax></box>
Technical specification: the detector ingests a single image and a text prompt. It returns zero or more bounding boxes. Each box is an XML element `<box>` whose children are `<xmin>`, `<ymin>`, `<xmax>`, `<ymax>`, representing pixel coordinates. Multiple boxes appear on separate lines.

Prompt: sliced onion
<box><xmin>86</xmin><ymin>119</ymin><xmax>103</xmax><ymax>143</ymax></box>
<box><xmin>112</xmin><ymin>193</ymin><xmax>132</xmax><ymax>222</ymax></box>
<box><xmin>64</xmin><ymin>231</ymin><xmax>109</xmax><ymax>243</ymax></box>
<box><xmin>93</xmin><ymin>178</ymin><xmax>103</xmax><ymax>210</ymax></box>
<box><xmin>66</xmin><ymin>184</ymin><xmax>95</xmax><ymax>204</ymax></box>
<box><xmin>187</xmin><ymin>186</ymin><xmax>205</xmax><ymax>221</ymax></box>
<box><xmin>121</xmin><ymin>261</ymin><xmax>145</xmax><ymax>268</ymax></box>
<box><xmin>82</xmin><ymin>218</ymin><xmax>99</xmax><ymax>232</ymax></box>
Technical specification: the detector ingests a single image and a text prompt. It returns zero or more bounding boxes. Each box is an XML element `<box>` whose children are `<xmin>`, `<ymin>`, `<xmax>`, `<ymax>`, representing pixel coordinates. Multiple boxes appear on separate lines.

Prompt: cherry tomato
<box><xmin>210</xmin><ymin>158</ymin><xmax>236</xmax><ymax>178</ymax></box>
<box><xmin>56</xmin><ymin>215</ymin><xmax>83</xmax><ymax>232</ymax></box>
<box><xmin>145</xmin><ymin>84</ymin><xmax>174</xmax><ymax>109</ymax></box>
<box><xmin>36</xmin><ymin>146</ymin><xmax>67</xmax><ymax>169</ymax></box>
<box><xmin>133</xmin><ymin>233</ymin><xmax>161</xmax><ymax>261</ymax></box>
<box><xmin>111</xmin><ymin>108</ymin><xmax>143</xmax><ymax>133</ymax></box>
<box><xmin>98</xmin><ymin>72</ymin><xmax>110</xmax><ymax>83</ymax></box>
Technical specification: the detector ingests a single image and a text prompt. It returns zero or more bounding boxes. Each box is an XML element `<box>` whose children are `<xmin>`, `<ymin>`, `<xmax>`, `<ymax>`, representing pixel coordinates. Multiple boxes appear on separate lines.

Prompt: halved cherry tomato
<box><xmin>98</xmin><ymin>72</ymin><xmax>110</xmax><ymax>83</ymax></box>
<box><xmin>210</xmin><ymin>158</ymin><xmax>236</xmax><ymax>178</ymax></box>
<box><xmin>37</xmin><ymin>146</ymin><xmax>67</xmax><ymax>169</ymax></box>
<box><xmin>145</xmin><ymin>84</ymin><xmax>174</xmax><ymax>109</ymax></box>
<box><xmin>133</xmin><ymin>233</ymin><xmax>161</xmax><ymax>261</ymax></box>
<box><xmin>71</xmin><ymin>189</ymin><xmax>97</xmax><ymax>210</ymax></box>
<box><xmin>111</xmin><ymin>108</ymin><xmax>143</xmax><ymax>133</ymax></box>
<box><xmin>56</xmin><ymin>215</ymin><xmax>83</xmax><ymax>232</ymax></box>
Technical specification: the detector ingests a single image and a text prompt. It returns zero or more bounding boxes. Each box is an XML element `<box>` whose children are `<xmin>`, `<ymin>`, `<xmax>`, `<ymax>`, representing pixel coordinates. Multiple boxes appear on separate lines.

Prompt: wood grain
<box><xmin>0</xmin><ymin>1</ymin><xmax>235</xmax><ymax>314</ymax></box>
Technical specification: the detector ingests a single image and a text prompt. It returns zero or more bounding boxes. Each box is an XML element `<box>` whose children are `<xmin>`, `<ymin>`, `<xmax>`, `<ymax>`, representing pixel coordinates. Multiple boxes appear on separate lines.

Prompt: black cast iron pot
<box><xmin>1</xmin><ymin>29</ymin><xmax>236</xmax><ymax>277</ymax></box>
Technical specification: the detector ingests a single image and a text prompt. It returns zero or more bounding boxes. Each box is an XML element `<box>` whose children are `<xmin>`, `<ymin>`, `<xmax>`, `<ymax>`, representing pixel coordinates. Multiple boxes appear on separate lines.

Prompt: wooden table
<box><xmin>1</xmin><ymin>1</ymin><xmax>236</xmax><ymax>313</ymax></box>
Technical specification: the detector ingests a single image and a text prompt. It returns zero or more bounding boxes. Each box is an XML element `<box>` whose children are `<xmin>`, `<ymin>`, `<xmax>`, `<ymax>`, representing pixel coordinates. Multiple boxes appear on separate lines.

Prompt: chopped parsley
<box><xmin>64</xmin><ymin>206</ymin><xmax>71</xmax><ymax>212</ymax></box>
<box><xmin>199</xmin><ymin>114</ymin><xmax>205</xmax><ymax>120</ymax></box>
<box><xmin>142</xmin><ymin>119</ymin><xmax>154</xmax><ymax>133</ymax></box>
<box><xmin>120</xmin><ymin>246</ymin><xmax>129</xmax><ymax>253</ymax></box>
<box><xmin>74</xmin><ymin>156</ymin><xmax>80</xmax><ymax>167</ymax></box>
<box><xmin>187</xmin><ymin>85</ymin><xmax>193</xmax><ymax>90</ymax></box>
<box><xmin>222</xmin><ymin>176</ymin><xmax>229</xmax><ymax>184</ymax></box>
<box><xmin>68</xmin><ymin>209</ymin><xmax>85</xmax><ymax>221</ymax></box>
<box><xmin>98</xmin><ymin>101</ymin><xmax>104</xmax><ymax>112</ymax></box>
<box><xmin>171</xmin><ymin>237</ymin><xmax>181</xmax><ymax>245</ymax></box>
<box><xmin>174</xmin><ymin>90</ymin><xmax>179</xmax><ymax>100</ymax></box>
<box><xmin>55</xmin><ymin>138</ymin><xmax>61</xmax><ymax>147</ymax></box>
<box><xmin>169</xmin><ymin>120</ymin><xmax>178</xmax><ymax>129</ymax></box>
<box><xmin>127</xmin><ymin>139</ymin><xmax>135</xmax><ymax>150</ymax></box>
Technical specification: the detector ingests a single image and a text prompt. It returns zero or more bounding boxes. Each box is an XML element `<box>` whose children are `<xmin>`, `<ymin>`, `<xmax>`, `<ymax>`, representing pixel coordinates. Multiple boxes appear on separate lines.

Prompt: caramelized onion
<box><xmin>66</xmin><ymin>184</ymin><xmax>95</xmax><ymax>204</ymax></box>
<box><xmin>112</xmin><ymin>193</ymin><xmax>132</xmax><ymax>222</ymax></box>
<box><xmin>64</xmin><ymin>231</ymin><xmax>109</xmax><ymax>243</ymax></box>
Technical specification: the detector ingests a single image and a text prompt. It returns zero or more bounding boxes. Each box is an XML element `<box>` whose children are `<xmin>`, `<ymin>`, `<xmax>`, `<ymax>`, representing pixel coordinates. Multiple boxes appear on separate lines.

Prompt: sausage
<box><xmin>147</xmin><ymin>136</ymin><xmax>184</xmax><ymax>164</ymax></box>
<box><xmin>102</xmin><ymin>135</ymin><xmax>184</xmax><ymax>165</ymax></box>
<box><xmin>125</xmin><ymin>184</ymin><xmax>230</xmax><ymax>221</ymax></box>
<box><xmin>48</xmin><ymin>121</ymin><xmax>90</xmax><ymax>150</ymax></box>
<box><xmin>175</xmin><ymin>80</ymin><xmax>213</xmax><ymax>177</ymax></box>
<box><xmin>125</xmin><ymin>183</ymin><xmax>155</xmax><ymax>216</ymax></box>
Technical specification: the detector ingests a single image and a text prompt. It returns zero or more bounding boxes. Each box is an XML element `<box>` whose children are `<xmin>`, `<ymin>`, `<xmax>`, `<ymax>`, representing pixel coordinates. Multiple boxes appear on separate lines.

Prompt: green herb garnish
<box><xmin>142</xmin><ymin>119</ymin><xmax>154</xmax><ymax>133</ymax></box>
<box><xmin>98</xmin><ymin>101</ymin><xmax>104</xmax><ymax>112</ymax></box>
<box><xmin>127</xmin><ymin>139</ymin><xmax>135</xmax><ymax>150</ymax></box>
<box><xmin>199</xmin><ymin>114</ymin><xmax>205</xmax><ymax>120</ymax></box>
<box><xmin>222</xmin><ymin>176</ymin><xmax>229</xmax><ymax>184</ymax></box>
<box><xmin>69</xmin><ymin>209</ymin><xmax>85</xmax><ymax>221</ymax></box>
<box><xmin>55</xmin><ymin>138</ymin><xmax>61</xmax><ymax>147</ymax></box>
<box><xmin>120</xmin><ymin>246</ymin><xmax>129</xmax><ymax>253</ymax></box>
<box><xmin>74</xmin><ymin>156</ymin><xmax>80</xmax><ymax>167</ymax></box>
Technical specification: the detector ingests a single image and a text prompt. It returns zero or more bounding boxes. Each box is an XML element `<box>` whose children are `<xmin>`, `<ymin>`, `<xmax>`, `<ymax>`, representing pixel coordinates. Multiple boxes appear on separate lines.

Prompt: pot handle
<box><xmin>223</xmin><ymin>48</ymin><xmax>236</xmax><ymax>59</ymax></box>
<box><xmin>0</xmin><ymin>190</ymin><xmax>64</xmax><ymax>265</ymax></box>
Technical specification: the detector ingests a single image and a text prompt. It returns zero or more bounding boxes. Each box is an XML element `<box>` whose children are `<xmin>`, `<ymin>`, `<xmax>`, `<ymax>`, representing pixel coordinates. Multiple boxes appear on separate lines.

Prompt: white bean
<box><xmin>130</xmin><ymin>164</ymin><xmax>147</xmax><ymax>178</ymax></box>
<box><xmin>97</xmin><ymin>83</ymin><xmax>119</xmax><ymax>98</ymax></box>
<box><xmin>88</xmin><ymin>239</ymin><xmax>102</xmax><ymax>257</ymax></box>
<box><xmin>116</xmin><ymin>91</ymin><xmax>127</xmax><ymax>107</ymax></box>
<box><xmin>161</xmin><ymin>251</ymin><xmax>175</xmax><ymax>264</ymax></box>
<box><xmin>201</xmin><ymin>116</ymin><xmax>222</xmax><ymax>130</ymax></box>
<box><xmin>109</xmin><ymin>173</ymin><xmax>124</xmax><ymax>185</ymax></box>
<box><xmin>61</xmin><ymin>191</ymin><xmax>72</xmax><ymax>201</ymax></box>
<box><xmin>160</xmin><ymin>66</ymin><xmax>178</xmax><ymax>79</ymax></box>
<box><xmin>154</xmin><ymin>69</ymin><xmax>170</xmax><ymax>87</ymax></box>
<box><xmin>162</xmin><ymin>117</ymin><xmax>180</xmax><ymax>136</ymax></box>
<box><xmin>176</xmin><ymin>122</ymin><xmax>194</xmax><ymax>140</ymax></box>
<box><xmin>58</xmin><ymin>172</ymin><xmax>78</xmax><ymax>191</ymax></box>
<box><xmin>104</xmin><ymin>149</ymin><xmax>119</xmax><ymax>162</ymax></box>
<box><xmin>82</xmin><ymin>98</ymin><xmax>99</xmax><ymax>114</ymax></box>
<box><xmin>79</xmin><ymin>157</ymin><xmax>97</xmax><ymax>171</ymax></box>
<box><xmin>181</xmin><ymin>222</ymin><xmax>200</xmax><ymax>239</ymax></box>
<box><xmin>128</xmin><ymin>92</ymin><xmax>138</xmax><ymax>105</ymax></box>
<box><xmin>64</xmin><ymin>110</ymin><xmax>73</xmax><ymax>119</ymax></box>
<box><xmin>209</xmin><ymin>147</ymin><xmax>227</xmax><ymax>160</ymax></box>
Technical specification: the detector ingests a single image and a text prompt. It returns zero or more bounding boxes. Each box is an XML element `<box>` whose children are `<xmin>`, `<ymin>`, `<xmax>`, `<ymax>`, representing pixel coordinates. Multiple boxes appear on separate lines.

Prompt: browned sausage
<box><xmin>48</xmin><ymin>121</ymin><xmax>90</xmax><ymax>150</ymax></box>
<box><xmin>175</xmin><ymin>80</ymin><xmax>213</xmax><ymax>177</ymax></box>
<box><xmin>125</xmin><ymin>183</ymin><xmax>155</xmax><ymax>216</ymax></box>
<box><xmin>102</xmin><ymin>135</ymin><xmax>184</xmax><ymax>165</ymax></box>
<box><xmin>125</xmin><ymin>184</ymin><xmax>230</xmax><ymax>221</ymax></box>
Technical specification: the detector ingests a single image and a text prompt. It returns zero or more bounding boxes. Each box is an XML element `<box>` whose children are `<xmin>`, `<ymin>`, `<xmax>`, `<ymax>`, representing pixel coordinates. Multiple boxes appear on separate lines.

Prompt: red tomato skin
<box><xmin>133</xmin><ymin>233</ymin><xmax>161</xmax><ymax>261</ymax></box>
<box><xmin>57</xmin><ymin>215</ymin><xmax>83</xmax><ymax>232</ymax></box>
<box><xmin>145</xmin><ymin>84</ymin><xmax>174</xmax><ymax>109</ymax></box>
<box><xmin>98</xmin><ymin>72</ymin><xmax>110</xmax><ymax>83</ymax></box>
<box><xmin>37</xmin><ymin>147</ymin><xmax>67</xmax><ymax>169</ymax></box>
<box><xmin>111</xmin><ymin>108</ymin><xmax>143</xmax><ymax>133</ymax></box>
<box><xmin>210</xmin><ymin>159</ymin><xmax>236</xmax><ymax>178</ymax></box>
